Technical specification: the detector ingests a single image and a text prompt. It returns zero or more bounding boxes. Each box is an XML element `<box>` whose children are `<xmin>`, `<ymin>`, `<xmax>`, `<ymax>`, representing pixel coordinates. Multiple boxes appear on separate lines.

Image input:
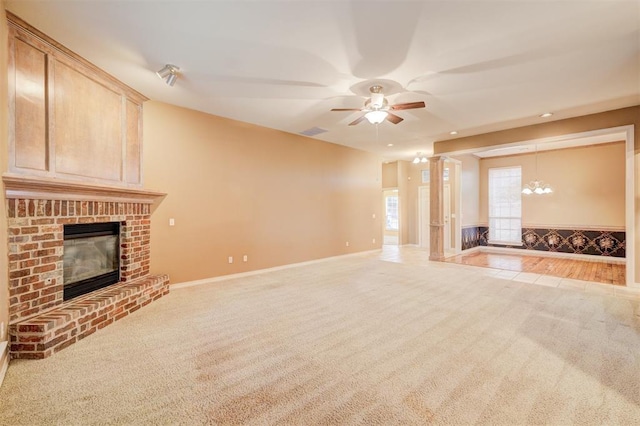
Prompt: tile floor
<box><xmin>375</xmin><ymin>245</ymin><xmax>640</xmax><ymax>301</ymax></box>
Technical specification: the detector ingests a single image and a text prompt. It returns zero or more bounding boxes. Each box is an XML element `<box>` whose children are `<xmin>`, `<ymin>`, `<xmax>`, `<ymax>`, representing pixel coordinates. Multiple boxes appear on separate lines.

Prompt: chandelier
<box><xmin>412</xmin><ymin>152</ymin><xmax>428</xmax><ymax>164</ymax></box>
<box><xmin>522</xmin><ymin>145</ymin><xmax>552</xmax><ymax>195</ymax></box>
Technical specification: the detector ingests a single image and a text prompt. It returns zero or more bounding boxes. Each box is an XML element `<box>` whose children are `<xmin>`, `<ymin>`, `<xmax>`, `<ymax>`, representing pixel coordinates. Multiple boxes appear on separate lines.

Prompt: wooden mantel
<box><xmin>2</xmin><ymin>174</ymin><xmax>166</xmax><ymax>204</ymax></box>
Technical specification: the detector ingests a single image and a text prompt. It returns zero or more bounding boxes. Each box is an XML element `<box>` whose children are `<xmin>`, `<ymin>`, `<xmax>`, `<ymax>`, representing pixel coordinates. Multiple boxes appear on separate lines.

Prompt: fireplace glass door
<box><xmin>63</xmin><ymin>222</ymin><xmax>120</xmax><ymax>300</ymax></box>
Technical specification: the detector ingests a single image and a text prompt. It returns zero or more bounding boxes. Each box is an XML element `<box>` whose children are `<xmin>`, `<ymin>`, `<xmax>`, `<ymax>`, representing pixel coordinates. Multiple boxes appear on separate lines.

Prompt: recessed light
<box><xmin>387</xmin><ymin>143</ymin><xmax>394</xmax><ymax>147</ymax></box>
<box><xmin>449</xmin><ymin>131</ymin><xmax>458</xmax><ymax>135</ymax></box>
<box><xmin>540</xmin><ymin>112</ymin><xmax>553</xmax><ymax>118</ymax></box>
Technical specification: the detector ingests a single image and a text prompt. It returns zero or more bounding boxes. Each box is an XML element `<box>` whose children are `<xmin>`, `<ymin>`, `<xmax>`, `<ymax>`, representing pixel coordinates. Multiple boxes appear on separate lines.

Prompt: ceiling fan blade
<box><xmin>390</xmin><ymin>101</ymin><xmax>426</xmax><ymax>111</ymax></box>
<box><xmin>348</xmin><ymin>115</ymin><xmax>367</xmax><ymax>126</ymax></box>
<box><xmin>386</xmin><ymin>113</ymin><xmax>404</xmax><ymax>124</ymax></box>
<box><xmin>331</xmin><ymin>108</ymin><xmax>363</xmax><ymax>112</ymax></box>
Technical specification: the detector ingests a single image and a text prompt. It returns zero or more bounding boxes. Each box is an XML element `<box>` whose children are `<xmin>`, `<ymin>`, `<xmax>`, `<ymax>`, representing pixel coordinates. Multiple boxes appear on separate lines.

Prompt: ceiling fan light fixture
<box><xmin>365</xmin><ymin>110</ymin><xmax>388</xmax><ymax>124</ymax></box>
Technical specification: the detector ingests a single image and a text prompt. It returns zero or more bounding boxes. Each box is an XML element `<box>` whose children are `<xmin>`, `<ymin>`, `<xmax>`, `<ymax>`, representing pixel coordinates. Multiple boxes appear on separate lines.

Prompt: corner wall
<box><xmin>143</xmin><ymin>101</ymin><xmax>382</xmax><ymax>284</ymax></box>
<box><xmin>0</xmin><ymin>0</ymin><xmax>11</xmax><ymax>384</ymax></box>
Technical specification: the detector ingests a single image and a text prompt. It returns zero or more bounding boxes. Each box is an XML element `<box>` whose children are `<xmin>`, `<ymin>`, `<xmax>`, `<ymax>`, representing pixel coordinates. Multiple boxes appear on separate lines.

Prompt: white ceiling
<box><xmin>6</xmin><ymin>0</ymin><xmax>640</xmax><ymax>162</ymax></box>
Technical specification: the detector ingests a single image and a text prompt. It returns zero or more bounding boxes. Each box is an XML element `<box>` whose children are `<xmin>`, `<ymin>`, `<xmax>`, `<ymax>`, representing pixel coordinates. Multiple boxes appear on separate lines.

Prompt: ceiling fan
<box><xmin>331</xmin><ymin>85</ymin><xmax>425</xmax><ymax>126</ymax></box>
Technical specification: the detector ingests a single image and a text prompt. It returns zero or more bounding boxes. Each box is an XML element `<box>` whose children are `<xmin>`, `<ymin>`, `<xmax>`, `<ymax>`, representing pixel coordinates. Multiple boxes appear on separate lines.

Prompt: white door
<box><xmin>419</xmin><ymin>186</ymin><xmax>429</xmax><ymax>248</ymax></box>
<box><xmin>444</xmin><ymin>184</ymin><xmax>451</xmax><ymax>251</ymax></box>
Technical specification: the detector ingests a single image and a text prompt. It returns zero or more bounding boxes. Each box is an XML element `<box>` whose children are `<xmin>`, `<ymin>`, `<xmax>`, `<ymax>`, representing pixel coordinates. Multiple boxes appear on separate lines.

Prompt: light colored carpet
<box><xmin>1</xmin><ymin>249</ymin><xmax>640</xmax><ymax>425</ymax></box>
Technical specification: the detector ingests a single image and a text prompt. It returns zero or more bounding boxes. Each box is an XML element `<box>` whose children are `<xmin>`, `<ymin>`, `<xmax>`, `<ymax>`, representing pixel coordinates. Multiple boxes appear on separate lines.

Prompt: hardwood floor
<box><xmin>445</xmin><ymin>251</ymin><xmax>626</xmax><ymax>286</ymax></box>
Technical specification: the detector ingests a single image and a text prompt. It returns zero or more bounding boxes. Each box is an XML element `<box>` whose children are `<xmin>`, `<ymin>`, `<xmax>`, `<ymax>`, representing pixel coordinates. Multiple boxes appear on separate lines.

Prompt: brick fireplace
<box><xmin>4</xmin><ymin>175</ymin><xmax>169</xmax><ymax>359</ymax></box>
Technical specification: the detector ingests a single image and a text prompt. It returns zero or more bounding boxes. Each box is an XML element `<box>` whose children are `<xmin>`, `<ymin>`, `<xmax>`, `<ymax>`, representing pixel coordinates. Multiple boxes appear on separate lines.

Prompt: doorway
<box><xmin>383</xmin><ymin>189</ymin><xmax>399</xmax><ymax>246</ymax></box>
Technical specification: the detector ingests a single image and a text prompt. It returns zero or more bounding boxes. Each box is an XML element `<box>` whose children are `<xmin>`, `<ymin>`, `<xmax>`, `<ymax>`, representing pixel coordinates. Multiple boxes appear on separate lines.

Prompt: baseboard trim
<box><xmin>479</xmin><ymin>245</ymin><xmax>626</xmax><ymax>264</ymax></box>
<box><xmin>456</xmin><ymin>246</ymin><xmax>481</xmax><ymax>256</ymax></box>
<box><xmin>171</xmin><ymin>249</ymin><xmax>382</xmax><ymax>289</ymax></box>
<box><xmin>0</xmin><ymin>341</ymin><xmax>9</xmax><ymax>389</ymax></box>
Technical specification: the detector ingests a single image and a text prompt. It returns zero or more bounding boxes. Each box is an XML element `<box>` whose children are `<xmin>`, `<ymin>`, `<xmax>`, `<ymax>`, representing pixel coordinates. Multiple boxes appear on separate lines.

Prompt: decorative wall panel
<box><xmin>53</xmin><ymin>61</ymin><xmax>122</xmax><ymax>181</ymax></box>
<box><xmin>462</xmin><ymin>226</ymin><xmax>482</xmax><ymax>250</ymax></box>
<box><xmin>473</xmin><ymin>226</ymin><xmax>626</xmax><ymax>258</ymax></box>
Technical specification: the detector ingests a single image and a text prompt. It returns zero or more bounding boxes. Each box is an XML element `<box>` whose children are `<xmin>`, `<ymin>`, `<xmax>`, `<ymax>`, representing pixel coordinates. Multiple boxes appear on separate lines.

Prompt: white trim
<box><xmin>438</xmin><ymin>126</ymin><xmax>632</xmax><ymax>158</ymax></box>
<box><xmin>453</xmin><ymin>160</ymin><xmax>462</xmax><ymax>255</ymax></box>
<box><xmin>462</xmin><ymin>224</ymin><xmax>484</xmax><ymax>229</ymax></box>
<box><xmin>623</xmin><ymin>125</ymin><xmax>636</xmax><ymax>287</ymax></box>
<box><xmin>0</xmin><ymin>341</ymin><xmax>8</xmax><ymax>388</ymax></box>
<box><xmin>171</xmin><ymin>249</ymin><xmax>382</xmax><ymax>289</ymax></box>
<box><xmin>457</xmin><ymin>245</ymin><xmax>481</xmax><ymax>255</ymax></box>
<box><xmin>479</xmin><ymin>245</ymin><xmax>626</xmax><ymax>264</ymax></box>
<box><xmin>522</xmin><ymin>224</ymin><xmax>626</xmax><ymax>232</ymax></box>
<box><xmin>487</xmin><ymin>240</ymin><xmax>524</xmax><ymax>247</ymax></box>
<box><xmin>462</xmin><ymin>223</ymin><xmax>625</xmax><ymax>232</ymax></box>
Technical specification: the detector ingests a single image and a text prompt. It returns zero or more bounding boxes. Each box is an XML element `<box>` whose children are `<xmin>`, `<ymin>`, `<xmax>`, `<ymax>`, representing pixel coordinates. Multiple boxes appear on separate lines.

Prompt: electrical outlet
<box><xmin>372</xmin><ymin>238</ymin><xmax>376</xmax><ymax>244</ymax></box>
<box><xmin>0</xmin><ymin>322</ymin><xmax>4</xmax><ymax>340</ymax></box>
<box><xmin>345</xmin><ymin>241</ymin><xmax>349</xmax><ymax>247</ymax></box>
<box><xmin>169</xmin><ymin>218</ymin><xmax>175</xmax><ymax>226</ymax></box>
<box><xmin>228</xmin><ymin>256</ymin><xmax>233</xmax><ymax>264</ymax></box>
<box><xmin>243</xmin><ymin>255</ymin><xmax>248</xmax><ymax>262</ymax></box>
<box><xmin>372</xmin><ymin>213</ymin><xmax>376</xmax><ymax>219</ymax></box>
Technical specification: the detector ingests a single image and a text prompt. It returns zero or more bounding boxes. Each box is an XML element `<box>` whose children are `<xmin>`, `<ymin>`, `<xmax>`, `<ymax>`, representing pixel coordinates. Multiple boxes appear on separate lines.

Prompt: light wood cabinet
<box><xmin>7</xmin><ymin>12</ymin><xmax>147</xmax><ymax>187</ymax></box>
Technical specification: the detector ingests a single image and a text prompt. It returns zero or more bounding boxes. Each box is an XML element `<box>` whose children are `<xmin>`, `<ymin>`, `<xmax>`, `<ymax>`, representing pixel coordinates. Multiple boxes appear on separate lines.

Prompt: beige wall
<box><xmin>381</xmin><ymin>161</ymin><xmax>398</xmax><ymax>188</ymax></box>
<box><xmin>143</xmin><ymin>101</ymin><xmax>382</xmax><ymax>284</ymax></box>
<box><xmin>1</xmin><ymin>0</ymin><xmax>10</xmax><ymax>374</ymax></box>
<box><xmin>479</xmin><ymin>143</ymin><xmax>625</xmax><ymax>228</ymax></box>
<box><xmin>455</xmin><ymin>154</ymin><xmax>480</xmax><ymax>227</ymax></box>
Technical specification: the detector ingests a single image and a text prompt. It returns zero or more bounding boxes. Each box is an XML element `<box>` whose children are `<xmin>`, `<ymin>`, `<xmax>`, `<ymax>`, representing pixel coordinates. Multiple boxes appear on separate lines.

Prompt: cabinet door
<box><xmin>12</xmin><ymin>36</ymin><xmax>48</xmax><ymax>172</ymax></box>
<box><xmin>53</xmin><ymin>59</ymin><xmax>123</xmax><ymax>182</ymax></box>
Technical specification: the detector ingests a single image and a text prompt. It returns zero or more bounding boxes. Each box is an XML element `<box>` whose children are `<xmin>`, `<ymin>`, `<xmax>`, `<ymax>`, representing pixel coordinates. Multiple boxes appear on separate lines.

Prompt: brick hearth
<box><xmin>10</xmin><ymin>275</ymin><xmax>168</xmax><ymax>359</ymax></box>
<box><xmin>4</xmin><ymin>176</ymin><xmax>168</xmax><ymax>359</ymax></box>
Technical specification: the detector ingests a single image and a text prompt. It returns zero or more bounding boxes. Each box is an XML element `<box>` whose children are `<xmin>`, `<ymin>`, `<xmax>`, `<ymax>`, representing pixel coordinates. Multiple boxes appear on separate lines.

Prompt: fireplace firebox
<box><xmin>63</xmin><ymin>222</ymin><xmax>120</xmax><ymax>300</ymax></box>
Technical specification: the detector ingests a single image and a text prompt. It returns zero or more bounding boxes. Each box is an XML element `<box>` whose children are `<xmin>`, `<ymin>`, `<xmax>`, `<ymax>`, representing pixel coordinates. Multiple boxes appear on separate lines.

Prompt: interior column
<box><xmin>429</xmin><ymin>156</ymin><xmax>445</xmax><ymax>261</ymax></box>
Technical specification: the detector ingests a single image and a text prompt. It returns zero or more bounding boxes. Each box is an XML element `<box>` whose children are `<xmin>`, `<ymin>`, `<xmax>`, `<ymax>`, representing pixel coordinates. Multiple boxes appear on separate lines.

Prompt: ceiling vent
<box><xmin>299</xmin><ymin>127</ymin><xmax>328</xmax><ymax>137</ymax></box>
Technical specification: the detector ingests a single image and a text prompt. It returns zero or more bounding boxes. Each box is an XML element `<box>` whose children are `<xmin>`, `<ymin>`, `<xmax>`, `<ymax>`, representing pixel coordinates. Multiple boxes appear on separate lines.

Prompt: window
<box><xmin>488</xmin><ymin>167</ymin><xmax>522</xmax><ymax>245</ymax></box>
<box><xmin>385</xmin><ymin>195</ymin><xmax>399</xmax><ymax>231</ymax></box>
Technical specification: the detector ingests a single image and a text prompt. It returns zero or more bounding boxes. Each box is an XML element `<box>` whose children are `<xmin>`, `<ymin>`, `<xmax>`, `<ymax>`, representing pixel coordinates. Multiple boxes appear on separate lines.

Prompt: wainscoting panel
<box><xmin>462</xmin><ymin>226</ymin><xmax>482</xmax><ymax>250</ymax></box>
<box><xmin>470</xmin><ymin>226</ymin><xmax>625</xmax><ymax>258</ymax></box>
